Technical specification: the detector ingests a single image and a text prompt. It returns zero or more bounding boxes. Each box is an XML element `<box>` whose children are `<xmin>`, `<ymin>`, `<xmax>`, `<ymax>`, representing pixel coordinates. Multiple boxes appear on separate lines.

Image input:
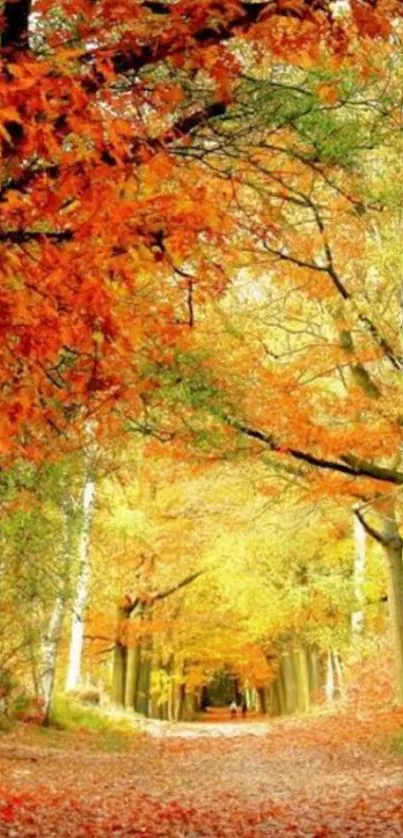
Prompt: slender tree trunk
<box><xmin>111</xmin><ymin>594</ymin><xmax>133</xmax><ymax>705</ymax></box>
<box><xmin>276</xmin><ymin>667</ymin><xmax>287</xmax><ymax>715</ymax></box>
<box><xmin>325</xmin><ymin>649</ymin><xmax>335</xmax><ymax>704</ymax></box>
<box><xmin>39</xmin><ymin>493</ymin><xmax>72</xmax><ymax>723</ymax></box>
<box><xmin>112</xmin><ymin>642</ymin><xmax>127</xmax><ymax>705</ymax></box>
<box><xmin>150</xmin><ymin>691</ymin><xmax>160</xmax><ymax>720</ymax></box>
<box><xmin>333</xmin><ymin>651</ymin><xmax>344</xmax><ymax>700</ymax></box>
<box><xmin>294</xmin><ymin>644</ymin><xmax>310</xmax><ymax>713</ymax></box>
<box><xmin>168</xmin><ymin>676</ymin><xmax>175</xmax><ymax>721</ymax></box>
<box><xmin>136</xmin><ymin>636</ymin><xmax>152</xmax><ymax>716</ymax></box>
<box><xmin>352</xmin><ymin>514</ymin><xmax>366</xmax><ymax>633</ymax></box>
<box><xmin>125</xmin><ymin>642</ymin><xmax>142</xmax><ymax>709</ymax></box>
<box><xmin>136</xmin><ymin>657</ymin><xmax>151</xmax><ymax>716</ymax></box>
<box><xmin>271</xmin><ymin>680</ymin><xmax>281</xmax><ymax>715</ymax></box>
<box><xmin>65</xmin><ymin>473</ymin><xmax>95</xmax><ymax>691</ymax></box>
<box><xmin>40</xmin><ymin>596</ymin><xmax>66</xmax><ymax>723</ymax></box>
<box><xmin>124</xmin><ymin>645</ymin><xmax>136</xmax><ymax>709</ymax></box>
<box><xmin>308</xmin><ymin>647</ymin><xmax>320</xmax><ymax>702</ymax></box>
<box><xmin>176</xmin><ymin>682</ymin><xmax>186</xmax><ymax>721</ymax></box>
<box><xmin>257</xmin><ymin>686</ymin><xmax>268</xmax><ymax>714</ymax></box>
<box><xmin>282</xmin><ymin>641</ymin><xmax>297</xmax><ymax>714</ymax></box>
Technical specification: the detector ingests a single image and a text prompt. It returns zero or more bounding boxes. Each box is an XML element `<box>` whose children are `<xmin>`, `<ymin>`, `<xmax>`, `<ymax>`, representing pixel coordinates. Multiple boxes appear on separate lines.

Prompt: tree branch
<box><xmin>127</xmin><ymin>569</ymin><xmax>204</xmax><ymax>616</ymax></box>
<box><xmin>231</xmin><ymin>419</ymin><xmax>403</xmax><ymax>486</ymax></box>
<box><xmin>1</xmin><ymin>0</ymin><xmax>31</xmax><ymax>51</ymax></box>
<box><xmin>0</xmin><ymin>229</ymin><xmax>73</xmax><ymax>244</ymax></box>
<box><xmin>353</xmin><ymin>507</ymin><xmax>387</xmax><ymax>546</ymax></box>
<box><xmin>151</xmin><ymin>569</ymin><xmax>204</xmax><ymax>604</ymax></box>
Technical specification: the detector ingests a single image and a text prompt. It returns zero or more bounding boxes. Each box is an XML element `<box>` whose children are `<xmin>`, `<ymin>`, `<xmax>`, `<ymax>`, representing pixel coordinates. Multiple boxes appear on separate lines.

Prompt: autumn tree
<box><xmin>137</xmin><ymin>38</ymin><xmax>403</xmax><ymax>700</ymax></box>
<box><xmin>0</xmin><ymin>458</ymin><xmax>79</xmax><ymax>719</ymax></box>
<box><xmin>1</xmin><ymin>0</ymin><xmax>402</xmax><ymax>457</ymax></box>
<box><xmin>2</xmin><ymin>0</ymin><xmax>403</xmax><ymax>718</ymax></box>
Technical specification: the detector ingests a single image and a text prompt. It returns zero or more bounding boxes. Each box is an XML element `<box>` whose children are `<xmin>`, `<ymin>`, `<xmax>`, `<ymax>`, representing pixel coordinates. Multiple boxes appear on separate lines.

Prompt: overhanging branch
<box><xmin>0</xmin><ymin>229</ymin><xmax>73</xmax><ymax>244</ymax></box>
<box><xmin>231</xmin><ymin>419</ymin><xmax>403</xmax><ymax>487</ymax></box>
<box><xmin>128</xmin><ymin>569</ymin><xmax>204</xmax><ymax>616</ymax></box>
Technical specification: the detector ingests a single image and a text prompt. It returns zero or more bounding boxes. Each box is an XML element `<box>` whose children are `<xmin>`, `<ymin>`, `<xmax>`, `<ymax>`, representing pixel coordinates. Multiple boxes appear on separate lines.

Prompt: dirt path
<box><xmin>1</xmin><ymin>711</ymin><xmax>403</xmax><ymax>836</ymax></box>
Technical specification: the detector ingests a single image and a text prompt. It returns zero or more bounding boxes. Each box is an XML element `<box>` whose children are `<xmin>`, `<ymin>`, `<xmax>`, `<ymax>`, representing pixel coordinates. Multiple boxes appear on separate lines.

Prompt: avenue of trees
<box><xmin>1</xmin><ymin>0</ymin><xmax>403</xmax><ymax>724</ymax></box>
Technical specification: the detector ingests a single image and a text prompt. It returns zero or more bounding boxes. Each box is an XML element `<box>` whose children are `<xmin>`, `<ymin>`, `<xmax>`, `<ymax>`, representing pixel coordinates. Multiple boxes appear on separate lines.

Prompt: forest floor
<box><xmin>1</xmin><ymin>707</ymin><xmax>403</xmax><ymax>837</ymax></box>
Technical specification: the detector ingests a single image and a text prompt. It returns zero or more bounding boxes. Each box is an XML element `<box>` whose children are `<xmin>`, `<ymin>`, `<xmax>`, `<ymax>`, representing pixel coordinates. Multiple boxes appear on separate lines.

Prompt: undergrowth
<box><xmin>48</xmin><ymin>695</ymin><xmax>141</xmax><ymax>750</ymax></box>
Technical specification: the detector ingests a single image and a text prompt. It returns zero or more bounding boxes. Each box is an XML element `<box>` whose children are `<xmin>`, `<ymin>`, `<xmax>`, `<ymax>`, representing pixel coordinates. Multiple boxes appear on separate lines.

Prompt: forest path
<box><xmin>1</xmin><ymin>709</ymin><xmax>403</xmax><ymax>836</ymax></box>
<box><xmin>139</xmin><ymin>711</ymin><xmax>269</xmax><ymax>738</ymax></box>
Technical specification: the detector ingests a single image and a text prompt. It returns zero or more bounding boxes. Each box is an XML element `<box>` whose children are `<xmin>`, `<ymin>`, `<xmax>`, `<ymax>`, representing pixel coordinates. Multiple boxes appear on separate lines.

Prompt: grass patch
<box><xmin>49</xmin><ymin>694</ymin><xmax>141</xmax><ymax>750</ymax></box>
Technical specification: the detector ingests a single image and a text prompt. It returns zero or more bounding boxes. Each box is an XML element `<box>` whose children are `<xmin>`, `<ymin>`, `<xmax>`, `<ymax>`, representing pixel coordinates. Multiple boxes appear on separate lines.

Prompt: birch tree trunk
<box><xmin>352</xmin><ymin>514</ymin><xmax>366</xmax><ymax>633</ymax></box>
<box><xmin>40</xmin><ymin>597</ymin><xmax>66</xmax><ymax>723</ymax></box>
<box><xmin>333</xmin><ymin>651</ymin><xmax>344</xmax><ymax>700</ymax></box>
<box><xmin>325</xmin><ymin>649</ymin><xmax>335</xmax><ymax>704</ymax></box>
<box><xmin>65</xmin><ymin>473</ymin><xmax>95</xmax><ymax>691</ymax></box>
<box><xmin>39</xmin><ymin>496</ymin><xmax>72</xmax><ymax>723</ymax></box>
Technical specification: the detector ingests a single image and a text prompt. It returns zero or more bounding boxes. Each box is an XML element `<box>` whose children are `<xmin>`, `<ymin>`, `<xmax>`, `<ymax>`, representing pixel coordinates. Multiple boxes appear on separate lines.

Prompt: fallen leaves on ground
<box><xmin>1</xmin><ymin>708</ymin><xmax>403</xmax><ymax>837</ymax></box>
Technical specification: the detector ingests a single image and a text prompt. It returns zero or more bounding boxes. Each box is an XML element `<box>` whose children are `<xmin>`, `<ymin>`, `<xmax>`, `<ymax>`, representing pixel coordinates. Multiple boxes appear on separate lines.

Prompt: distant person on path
<box><xmin>229</xmin><ymin>700</ymin><xmax>238</xmax><ymax>719</ymax></box>
<box><xmin>241</xmin><ymin>699</ymin><xmax>248</xmax><ymax>719</ymax></box>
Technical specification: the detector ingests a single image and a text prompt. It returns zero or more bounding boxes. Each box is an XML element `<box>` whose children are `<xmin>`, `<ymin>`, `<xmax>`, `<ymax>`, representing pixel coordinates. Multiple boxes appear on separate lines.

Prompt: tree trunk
<box><xmin>282</xmin><ymin>642</ymin><xmax>297</xmax><ymax>715</ymax></box>
<box><xmin>257</xmin><ymin>686</ymin><xmax>268</xmax><ymax>714</ymax></box>
<box><xmin>325</xmin><ymin>649</ymin><xmax>335</xmax><ymax>705</ymax></box>
<box><xmin>65</xmin><ymin>473</ymin><xmax>95</xmax><ymax>691</ymax></box>
<box><xmin>356</xmin><ymin>499</ymin><xmax>403</xmax><ymax>705</ymax></box>
<box><xmin>294</xmin><ymin>644</ymin><xmax>310</xmax><ymax>714</ymax></box>
<box><xmin>168</xmin><ymin>677</ymin><xmax>175</xmax><ymax>721</ymax></box>
<box><xmin>39</xmin><ymin>493</ymin><xmax>71</xmax><ymax>723</ymax></box>
<box><xmin>112</xmin><ymin>642</ymin><xmax>127</xmax><ymax>705</ymax></box>
<box><xmin>125</xmin><ymin>642</ymin><xmax>141</xmax><ymax>710</ymax></box>
<box><xmin>268</xmin><ymin>681</ymin><xmax>277</xmax><ymax>716</ymax></box>
<box><xmin>333</xmin><ymin>651</ymin><xmax>344</xmax><ymax>700</ymax></box>
<box><xmin>352</xmin><ymin>514</ymin><xmax>366</xmax><ymax>633</ymax></box>
<box><xmin>384</xmin><ymin>537</ymin><xmax>403</xmax><ymax>704</ymax></box>
<box><xmin>40</xmin><ymin>596</ymin><xmax>66</xmax><ymax>723</ymax></box>
<box><xmin>175</xmin><ymin>682</ymin><xmax>186</xmax><ymax>721</ymax></box>
<box><xmin>136</xmin><ymin>637</ymin><xmax>152</xmax><ymax>716</ymax></box>
<box><xmin>200</xmin><ymin>685</ymin><xmax>209</xmax><ymax>711</ymax></box>
<box><xmin>307</xmin><ymin>647</ymin><xmax>320</xmax><ymax>702</ymax></box>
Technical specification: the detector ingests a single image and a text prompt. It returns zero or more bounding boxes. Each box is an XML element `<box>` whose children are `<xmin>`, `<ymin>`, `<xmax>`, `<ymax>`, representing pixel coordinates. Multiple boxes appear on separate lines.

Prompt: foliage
<box><xmin>0</xmin><ymin>0</ymin><xmax>402</xmax><ymax>457</ymax></box>
<box><xmin>1</xmin><ymin>708</ymin><xmax>403</xmax><ymax>835</ymax></box>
